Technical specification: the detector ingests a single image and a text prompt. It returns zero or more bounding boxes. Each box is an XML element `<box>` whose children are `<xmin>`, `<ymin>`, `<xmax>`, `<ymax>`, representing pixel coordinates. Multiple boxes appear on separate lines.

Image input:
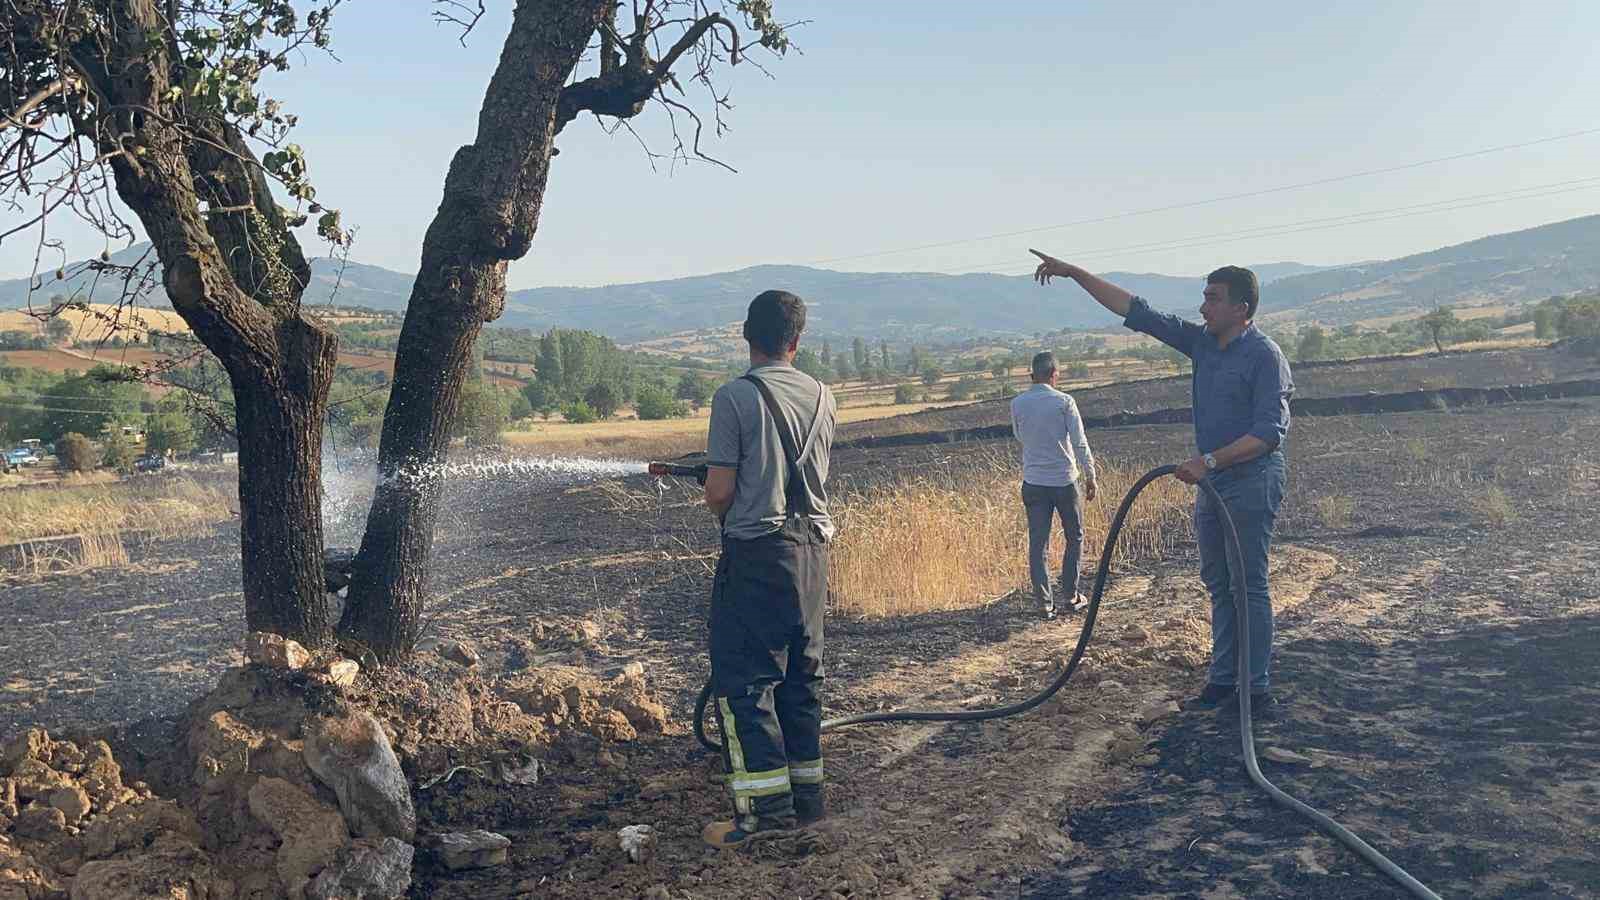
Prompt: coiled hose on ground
<box><xmin>692</xmin><ymin>465</ymin><xmax>1442</xmax><ymax>900</ymax></box>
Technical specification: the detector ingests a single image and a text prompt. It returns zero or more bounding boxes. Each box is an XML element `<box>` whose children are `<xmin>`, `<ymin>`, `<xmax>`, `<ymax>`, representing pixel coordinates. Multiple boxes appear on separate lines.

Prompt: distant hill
<box><xmin>1256</xmin><ymin>215</ymin><xmax>1600</xmax><ymax>324</ymax></box>
<box><xmin>4</xmin><ymin>214</ymin><xmax>1596</xmax><ymax>341</ymax></box>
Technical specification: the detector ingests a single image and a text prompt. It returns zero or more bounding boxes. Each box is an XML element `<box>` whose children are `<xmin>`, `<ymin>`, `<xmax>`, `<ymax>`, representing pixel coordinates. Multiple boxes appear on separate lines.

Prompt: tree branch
<box><xmin>432</xmin><ymin>0</ymin><xmax>487</xmax><ymax>44</ymax></box>
<box><xmin>554</xmin><ymin>10</ymin><xmax>736</xmax><ymax>135</ymax></box>
<box><xmin>1</xmin><ymin>78</ymin><xmax>76</xmax><ymax>133</ymax></box>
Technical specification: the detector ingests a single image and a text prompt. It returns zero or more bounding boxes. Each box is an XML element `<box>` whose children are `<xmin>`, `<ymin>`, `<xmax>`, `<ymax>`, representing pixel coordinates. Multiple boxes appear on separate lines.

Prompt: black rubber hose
<box><xmin>693</xmin><ymin>464</ymin><xmax>1442</xmax><ymax>899</ymax></box>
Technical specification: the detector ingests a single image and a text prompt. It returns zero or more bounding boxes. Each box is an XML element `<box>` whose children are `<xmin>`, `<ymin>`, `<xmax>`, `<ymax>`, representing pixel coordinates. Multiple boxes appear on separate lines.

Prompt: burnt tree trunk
<box><xmin>339</xmin><ymin>0</ymin><xmax>607</xmax><ymax>659</ymax></box>
<box><xmin>230</xmin><ymin>321</ymin><xmax>339</xmax><ymax>645</ymax></box>
<box><xmin>84</xmin><ymin>0</ymin><xmax>340</xmax><ymax>646</ymax></box>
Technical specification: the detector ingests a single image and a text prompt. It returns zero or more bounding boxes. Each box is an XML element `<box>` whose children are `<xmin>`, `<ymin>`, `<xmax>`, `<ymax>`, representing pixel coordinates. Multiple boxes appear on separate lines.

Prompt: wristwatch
<box><xmin>1203</xmin><ymin>452</ymin><xmax>1218</xmax><ymax>471</ymax></box>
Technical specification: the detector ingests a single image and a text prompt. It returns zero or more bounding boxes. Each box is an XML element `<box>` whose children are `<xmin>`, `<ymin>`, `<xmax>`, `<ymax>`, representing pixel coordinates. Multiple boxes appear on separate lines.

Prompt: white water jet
<box><xmin>319</xmin><ymin>451</ymin><xmax>651</xmax><ymax>542</ymax></box>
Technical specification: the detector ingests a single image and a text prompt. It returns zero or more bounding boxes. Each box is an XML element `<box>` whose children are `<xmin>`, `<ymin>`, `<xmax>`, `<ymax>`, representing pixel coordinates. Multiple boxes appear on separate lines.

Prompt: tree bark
<box><xmin>339</xmin><ymin>0</ymin><xmax>607</xmax><ymax>660</ymax></box>
<box><xmin>232</xmin><ymin>320</ymin><xmax>339</xmax><ymax>644</ymax></box>
<box><xmin>83</xmin><ymin>0</ymin><xmax>339</xmax><ymax>646</ymax></box>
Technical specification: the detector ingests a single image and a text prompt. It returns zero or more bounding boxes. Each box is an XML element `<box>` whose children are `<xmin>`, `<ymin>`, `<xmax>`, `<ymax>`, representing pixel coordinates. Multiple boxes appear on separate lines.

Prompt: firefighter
<box><xmin>700</xmin><ymin>290</ymin><xmax>838</xmax><ymax>848</ymax></box>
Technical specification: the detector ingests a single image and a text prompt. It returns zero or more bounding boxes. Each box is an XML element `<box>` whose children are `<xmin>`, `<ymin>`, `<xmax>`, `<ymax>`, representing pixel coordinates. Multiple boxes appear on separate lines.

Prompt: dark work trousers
<box><xmin>709</xmin><ymin>516</ymin><xmax>827</xmax><ymax>823</ymax></box>
<box><xmin>1021</xmin><ymin>481</ymin><xmax>1085</xmax><ymax>612</ymax></box>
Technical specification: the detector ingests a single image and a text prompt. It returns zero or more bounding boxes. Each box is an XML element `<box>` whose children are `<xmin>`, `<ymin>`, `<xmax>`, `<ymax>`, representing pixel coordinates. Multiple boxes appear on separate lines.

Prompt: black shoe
<box><xmin>1183</xmin><ymin>683</ymin><xmax>1236</xmax><ymax>711</ymax></box>
<box><xmin>1216</xmin><ymin>690</ymin><xmax>1276</xmax><ymax>717</ymax></box>
<box><xmin>794</xmin><ymin>791</ymin><xmax>826</xmax><ymax>826</ymax></box>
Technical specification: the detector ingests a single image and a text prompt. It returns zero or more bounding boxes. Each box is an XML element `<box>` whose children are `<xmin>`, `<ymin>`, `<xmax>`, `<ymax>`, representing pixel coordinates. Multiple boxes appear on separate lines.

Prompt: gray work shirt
<box><xmin>1010</xmin><ymin>383</ymin><xmax>1096</xmax><ymax>488</ymax></box>
<box><xmin>1123</xmin><ymin>297</ymin><xmax>1294</xmax><ymax>455</ymax></box>
<box><xmin>707</xmin><ymin>363</ymin><xmax>837</xmax><ymax>541</ymax></box>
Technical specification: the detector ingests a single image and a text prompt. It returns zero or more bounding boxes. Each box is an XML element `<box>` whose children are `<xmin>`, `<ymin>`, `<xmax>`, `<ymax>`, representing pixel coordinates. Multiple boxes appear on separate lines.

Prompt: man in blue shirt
<box><xmin>1030</xmin><ymin>250</ymin><xmax>1294</xmax><ymax>712</ymax></box>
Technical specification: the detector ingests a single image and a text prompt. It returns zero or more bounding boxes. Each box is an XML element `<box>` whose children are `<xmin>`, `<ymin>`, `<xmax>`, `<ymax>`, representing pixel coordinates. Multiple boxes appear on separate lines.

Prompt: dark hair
<box><xmin>1207</xmin><ymin>266</ymin><xmax>1260</xmax><ymax>318</ymax></box>
<box><xmin>1031</xmin><ymin>351</ymin><xmax>1057</xmax><ymax>381</ymax></box>
<box><xmin>742</xmin><ymin>290</ymin><xmax>807</xmax><ymax>356</ymax></box>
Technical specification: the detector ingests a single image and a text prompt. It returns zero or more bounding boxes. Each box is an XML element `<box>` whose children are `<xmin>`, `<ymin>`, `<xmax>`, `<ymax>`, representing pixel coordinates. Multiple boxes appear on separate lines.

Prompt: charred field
<box><xmin>3</xmin><ymin>345</ymin><xmax>1598</xmax><ymax>899</ymax></box>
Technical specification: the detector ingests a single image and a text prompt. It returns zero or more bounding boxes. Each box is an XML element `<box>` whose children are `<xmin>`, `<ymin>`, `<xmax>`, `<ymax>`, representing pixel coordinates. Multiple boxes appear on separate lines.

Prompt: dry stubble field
<box><xmin>1</xmin><ymin>349</ymin><xmax>1598</xmax><ymax>898</ymax></box>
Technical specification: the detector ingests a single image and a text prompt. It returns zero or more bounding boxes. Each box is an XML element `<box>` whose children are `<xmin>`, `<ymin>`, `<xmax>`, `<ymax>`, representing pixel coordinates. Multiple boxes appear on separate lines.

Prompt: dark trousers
<box><xmin>1022</xmin><ymin>481</ymin><xmax>1085</xmax><ymax>610</ymax></box>
<box><xmin>709</xmin><ymin>519</ymin><xmax>827</xmax><ymax>823</ymax></box>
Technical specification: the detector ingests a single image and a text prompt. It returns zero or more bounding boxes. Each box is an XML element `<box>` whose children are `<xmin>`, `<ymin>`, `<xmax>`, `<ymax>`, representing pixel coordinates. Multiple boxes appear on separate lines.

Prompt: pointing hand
<box><xmin>1029</xmin><ymin>249</ymin><xmax>1078</xmax><ymax>285</ymax></box>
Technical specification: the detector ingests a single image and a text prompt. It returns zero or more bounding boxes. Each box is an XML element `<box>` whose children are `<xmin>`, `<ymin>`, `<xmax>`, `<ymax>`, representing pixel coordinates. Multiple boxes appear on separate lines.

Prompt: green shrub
<box><xmin>947</xmin><ymin>375</ymin><xmax>982</xmax><ymax>401</ymax></box>
<box><xmin>583</xmin><ymin>383</ymin><xmax>621</xmax><ymax>419</ymax></box>
<box><xmin>636</xmin><ymin>385</ymin><xmax>689</xmax><ymax>420</ymax></box>
<box><xmin>102</xmin><ymin>431</ymin><xmax>138</xmax><ymax>473</ymax></box>
<box><xmin>562</xmin><ymin>400</ymin><xmax>599</xmax><ymax>424</ymax></box>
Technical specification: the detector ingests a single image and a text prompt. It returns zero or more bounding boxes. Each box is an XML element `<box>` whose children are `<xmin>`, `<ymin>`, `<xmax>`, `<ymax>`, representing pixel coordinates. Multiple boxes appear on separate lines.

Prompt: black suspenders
<box><xmin>740</xmin><ymin>372</ymin><xmax>825</xmax><ymax>517</ymax></box>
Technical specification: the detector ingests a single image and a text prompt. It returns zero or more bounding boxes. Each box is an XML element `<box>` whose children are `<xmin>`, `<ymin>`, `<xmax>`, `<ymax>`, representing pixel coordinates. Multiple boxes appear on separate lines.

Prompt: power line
<box><xmin>931</xmin><ymin>176</ymin><xmax>1600</xmax><ymax>277</ymax></box>
<box><xmin>509</xmin><ymin>179</ymin><xmax>1600</xmax><ymax>320</ymax></box>
<box><xmin>806</xmin><ymin>126</ymin><xmax>1600</xmax><ymax>265</ymax></box>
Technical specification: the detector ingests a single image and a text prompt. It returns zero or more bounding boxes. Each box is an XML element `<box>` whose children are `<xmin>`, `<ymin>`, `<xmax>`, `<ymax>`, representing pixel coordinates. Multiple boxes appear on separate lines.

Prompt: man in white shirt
<box><xmin>1010</xmin><ymin>351</ymin><xmax>1098</xmax><ymax>619</ymax></box>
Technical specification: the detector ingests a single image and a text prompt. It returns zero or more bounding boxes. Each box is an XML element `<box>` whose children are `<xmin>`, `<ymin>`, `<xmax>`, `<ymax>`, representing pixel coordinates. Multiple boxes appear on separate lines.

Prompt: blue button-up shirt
<box><xmin>1123</xmin><ymin>297</ymin><xmax>1294</xmax><ymax>456</ymax></box>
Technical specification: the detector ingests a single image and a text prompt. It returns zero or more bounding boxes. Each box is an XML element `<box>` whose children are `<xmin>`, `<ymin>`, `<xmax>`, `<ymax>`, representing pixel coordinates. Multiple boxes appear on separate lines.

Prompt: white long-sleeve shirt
<box><xmin>1010</xmin><ymin>383</ymin><xmax>1096</xmax><ymax>488</ymax></box>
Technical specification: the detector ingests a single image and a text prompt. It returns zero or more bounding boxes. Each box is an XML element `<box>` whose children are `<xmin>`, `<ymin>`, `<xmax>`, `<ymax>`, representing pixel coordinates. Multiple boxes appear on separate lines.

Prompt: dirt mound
<box><xmin>0</xmin><ymin>726</ymin><xmax>231</xmax><ymax>900</ymax></box>
<box><xmin>500</xmin><ymin>665</ymin><xmax>671</xmax><ymax>744</ymax></box>
<box><xmin>0</xmin><ymin>631</ymin><xmax>678</xmax><ymax>900</ymax></box>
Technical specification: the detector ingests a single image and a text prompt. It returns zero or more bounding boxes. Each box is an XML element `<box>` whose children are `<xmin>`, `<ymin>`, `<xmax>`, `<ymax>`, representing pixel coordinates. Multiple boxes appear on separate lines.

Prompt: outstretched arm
<box><xmin>1033</xmin><ymin>249</ymin><xmax>1202</xmax><ymax>357</ymax></box>
<box><xmin>1030</xmin><ymin>250</ymin><xmax>1134</xmax><ymax>318</ymax></box>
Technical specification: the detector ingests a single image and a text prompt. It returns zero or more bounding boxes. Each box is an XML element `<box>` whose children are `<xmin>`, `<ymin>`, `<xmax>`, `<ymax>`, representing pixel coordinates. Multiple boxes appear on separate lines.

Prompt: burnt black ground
<box><xmin>1017</xmin><ymin>398</ymin><xmax>1600</xmax><ymax>899</ymax></box>
<box><xmin>2</xmin><ymin>368</ymin><xmax>1598</xmax><ymax>898</ymax></box>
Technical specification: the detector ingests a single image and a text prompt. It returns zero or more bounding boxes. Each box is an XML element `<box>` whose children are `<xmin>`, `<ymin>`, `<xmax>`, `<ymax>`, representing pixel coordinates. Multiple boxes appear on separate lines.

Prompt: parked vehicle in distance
<box><xmin>134</xmin><ymin>455</ymin><xmax>166</xmax><ymax>473</ymax></box>
<box><xmin>8</xmin><ymin>448</ymin><xmax>40</xmax><ymax>467</ymax></box>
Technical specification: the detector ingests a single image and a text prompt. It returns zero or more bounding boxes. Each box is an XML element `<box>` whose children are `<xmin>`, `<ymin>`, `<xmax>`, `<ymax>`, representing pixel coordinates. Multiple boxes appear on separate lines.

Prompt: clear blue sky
<box><xmin>5</xmin><ymin>0</ymin><xmax>1598</xmax><ymax>289</ymax></box>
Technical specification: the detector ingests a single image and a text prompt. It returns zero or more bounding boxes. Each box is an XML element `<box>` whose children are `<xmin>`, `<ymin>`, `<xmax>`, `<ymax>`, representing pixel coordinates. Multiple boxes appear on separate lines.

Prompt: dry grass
<box><xmin>828</xmin><ymin>448</ymin><xmax>1192</xmax><ymax>617</ymax></box>
<box><xmin>1465</xmin><ymin>485</ymin><xmax>1515</xmax><ymax>527</ymax></box>
<box><xmin>0</xmin><ymin>529</ymin><xmax>130</xmax><ymax>581</ymax></box>
<box><xmin>499</xmin><ymin>400</ymin><xmax>971</xmax><ymax>462</ymax></box>
<box><xmin>0</xmin><ymin>473</ymin><xmax>236</xmax><ymax>546</ymax></box>
<box><xmin>1312</xmin><ymin>494</ymin><xmax>1355</xmax><ymax>529</ymax></box>
<box><xmin>0</xmin><ymin>303</ymin><xmax>192</xmax><ymax>342</ymax></box>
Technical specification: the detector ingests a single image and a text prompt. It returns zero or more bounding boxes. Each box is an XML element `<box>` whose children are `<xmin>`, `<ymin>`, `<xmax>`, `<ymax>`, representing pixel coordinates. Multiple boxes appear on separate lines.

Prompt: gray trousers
<box><xmin>1021</xmin><ymin>481</ymin><xmax>1085</xmax><ymax>610</ymax></box>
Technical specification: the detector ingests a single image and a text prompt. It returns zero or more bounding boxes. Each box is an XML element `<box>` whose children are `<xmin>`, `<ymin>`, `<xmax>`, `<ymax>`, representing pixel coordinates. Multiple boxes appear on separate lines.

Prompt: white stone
<box><xmin>618</xmin><ymin>824</ymin><xmax>657</xmax><ymax>863</ymax></box>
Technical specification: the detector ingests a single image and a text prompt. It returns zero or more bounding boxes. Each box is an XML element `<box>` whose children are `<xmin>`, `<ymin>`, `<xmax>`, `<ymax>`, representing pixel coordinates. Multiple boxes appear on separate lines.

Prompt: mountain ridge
<box><xmin>3</xmin><ymin>214</ymin><xmax>1596</xmax><ymax>342</ymax></box>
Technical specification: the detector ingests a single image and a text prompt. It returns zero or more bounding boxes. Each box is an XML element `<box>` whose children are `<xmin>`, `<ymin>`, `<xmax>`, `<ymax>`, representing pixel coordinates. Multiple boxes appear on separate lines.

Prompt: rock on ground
<box><xmin>307</xmin><ymin>837</ymin><xmax>414</xmax><ymax>900</ymax></box>
<box><xmin>303</xmin><ymin>712</ymin><xmax>416</xmax><ymax>842</ymax></box>
<box><xmin>432</xmin><ymin>831</ymin><xmax>511</xmax><ymax>870</ymax></box>
<box><xmin>245</xmin><ymin>632</ymin><xmax>312</xmax><ymax>671</ymax></box>
<box><xmin>247</xmin><ymin>776</ymin><xmax>350</xmax><ymax>899</ymax></box>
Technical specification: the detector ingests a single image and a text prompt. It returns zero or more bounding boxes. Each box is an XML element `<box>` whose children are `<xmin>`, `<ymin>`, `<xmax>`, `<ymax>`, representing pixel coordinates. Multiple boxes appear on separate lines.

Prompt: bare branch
<box><xmin>1</xmin><ymin>78</ymin><xmax>76</xmax><ymax>133</ymax></box>
<box><xmin>658</xmin><ymin>92</ymin><xmax>735</xmax><ymax>172</ymax></box>
<box><xmin>432</xmin><ymin>0</ymin><xmax>487</xmax><ymax>44</ymax></box>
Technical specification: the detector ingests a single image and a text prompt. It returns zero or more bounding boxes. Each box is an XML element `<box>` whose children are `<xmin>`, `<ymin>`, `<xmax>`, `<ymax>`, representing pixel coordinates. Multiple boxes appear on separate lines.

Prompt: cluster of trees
<box><xmin>0</xmin><ymin>351</ymin><xmax>523</xmax><ymax>465</ymax></box>
<box><xmin>0</xmin><ymin>363</ymin><xmax>152</xmax><ymax>446</ymax></box>
<box><xmin>1292</xmin><ymin>307</ymin><xmax>1507</xmax><ymax>362</ymax></box>
<box><xmin>524</xmin><ymin>329</ymin><xmax>635</xmax><ymax>422</ymax></box>
<box><xmin>0</xmin><ymin>332</ymin><xmax>51</xmax><ymax>351</ymax></box>
<box><xmin>1512</xmin><ymin>293</ymin><xmax>1600</xmax><ymax>341</ymax></box>
<box><xmin>519</xmin><ymin>328</ymin><xmax>714</xmax><ymax>423</ymax></box>
<box><xmin>0</xmin><ymin>360</ymin><xmax>240</xmax><ymax>472</ymax></box>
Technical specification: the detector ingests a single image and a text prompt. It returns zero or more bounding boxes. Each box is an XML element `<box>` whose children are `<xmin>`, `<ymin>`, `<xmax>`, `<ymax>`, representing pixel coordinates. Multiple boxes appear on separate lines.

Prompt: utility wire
<box><xmin>507</xmin><ymin>179</ymin><xmax>1600</xmax><ymax>319</ymax></box>
<box><xmin>806</xmin><ymin>127</ymin><xmax>1600</xmax><ymax>264</ymax></box>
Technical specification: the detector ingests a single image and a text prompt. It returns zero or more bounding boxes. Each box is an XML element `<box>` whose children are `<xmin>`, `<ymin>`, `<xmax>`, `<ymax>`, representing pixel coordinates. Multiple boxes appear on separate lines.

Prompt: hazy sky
<box><xmin>5</xmin><ymin>1</ymin><xmax>1598</xmax><ymax>289</ymax></box>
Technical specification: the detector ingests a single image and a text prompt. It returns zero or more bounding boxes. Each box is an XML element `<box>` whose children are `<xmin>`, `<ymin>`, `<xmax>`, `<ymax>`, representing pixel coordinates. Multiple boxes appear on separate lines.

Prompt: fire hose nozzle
<box><xmin>648</xmin><ymin>461</ymin><xmax>709</xmax><ymax>482</ymax></box>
